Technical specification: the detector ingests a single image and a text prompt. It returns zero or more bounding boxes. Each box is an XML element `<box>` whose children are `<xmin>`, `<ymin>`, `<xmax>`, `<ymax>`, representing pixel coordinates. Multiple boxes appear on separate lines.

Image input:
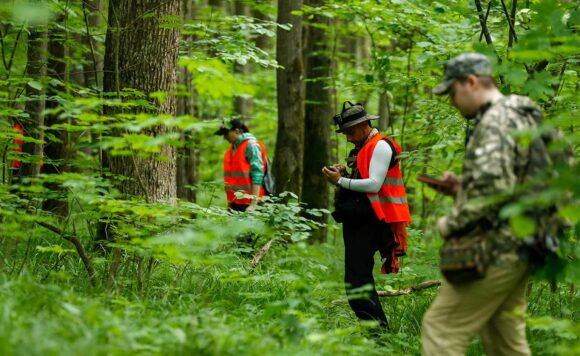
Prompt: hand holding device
<box><xmin>417</xmin><ymin>173</ymin><xmax>459</xmax><ymax>197</ymax></box>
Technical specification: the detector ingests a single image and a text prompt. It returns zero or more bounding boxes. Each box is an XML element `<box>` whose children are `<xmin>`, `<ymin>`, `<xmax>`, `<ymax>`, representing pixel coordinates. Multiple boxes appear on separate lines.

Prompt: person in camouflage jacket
<box><xmin>422</xmin><ymin>53</ymin><xmax>536</xmax><ymax>356</ymax></box>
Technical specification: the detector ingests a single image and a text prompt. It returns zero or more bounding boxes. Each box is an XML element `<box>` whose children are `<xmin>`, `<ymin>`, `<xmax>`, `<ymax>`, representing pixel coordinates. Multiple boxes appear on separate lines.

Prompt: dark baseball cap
<box><xmin>213</xmin><ymin>118</ymin><xmax>248</xmax><ymax>136</ymax></box>
<box><xmin>433</xmin><ymin>53</ymin><xmax>493</xmax><ymax>95</ymax></box>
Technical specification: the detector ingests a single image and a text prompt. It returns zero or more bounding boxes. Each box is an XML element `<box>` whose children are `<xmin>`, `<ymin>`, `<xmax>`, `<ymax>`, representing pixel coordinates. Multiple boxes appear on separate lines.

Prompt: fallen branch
<box><xmin>35</xmin><ymin>220</ymin><xmax>97</xmax><ymax>287</ymax></box>
<box><xmin>249</xmin><ymin>238</ymin><xmax>274</xmax><ymax>270</ymax></box>
<box><xmin>331</xmin><ymin>280</ymin><xmax>441</xmax><ymax>305</ymax></box>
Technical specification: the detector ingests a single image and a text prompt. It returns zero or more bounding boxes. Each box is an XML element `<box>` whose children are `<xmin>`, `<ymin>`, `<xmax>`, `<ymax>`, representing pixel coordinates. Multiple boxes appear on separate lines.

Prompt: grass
<box><xmin>0</xmin><ymin>217</ymin><xmax>577</xmax><ymax>355</ymax></box>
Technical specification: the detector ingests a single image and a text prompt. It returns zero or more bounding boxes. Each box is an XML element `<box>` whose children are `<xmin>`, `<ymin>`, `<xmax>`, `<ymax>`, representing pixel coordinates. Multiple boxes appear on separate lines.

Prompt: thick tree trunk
<box><xmin>176</xmin><ymin>0</ymin><xmax>198</xmax><ymax>203</ymax></box>
<box><xmin>42</xmin><ymin>14</ymin><xmax>69</xmax><ymax>216</ymax></box>
<box><xmin>302</xmin><ymin>0</ymin><xmax>330</xmax><ymax>242</ymax></box>
<box><xmin>103</xmin><ymin>0</ymin><xmax>181</xmax><ymax>202</ymax></box>
<box><xmin>274</xmin><ymin>0</ymin><xmax>304</xmax><ymax>196</ymax></box>
<box><xmin>20</xmin><ymin>26</ymin><xmax>47</xmax><ymax>178</ymax></box>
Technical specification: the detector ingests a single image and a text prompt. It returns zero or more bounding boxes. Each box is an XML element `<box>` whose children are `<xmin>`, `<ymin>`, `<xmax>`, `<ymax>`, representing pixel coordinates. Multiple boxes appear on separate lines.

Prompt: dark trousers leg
<box><xmin>343</xmin><ymin>219</ymin><xmax>388</xmax><ymax>327</ymax></box>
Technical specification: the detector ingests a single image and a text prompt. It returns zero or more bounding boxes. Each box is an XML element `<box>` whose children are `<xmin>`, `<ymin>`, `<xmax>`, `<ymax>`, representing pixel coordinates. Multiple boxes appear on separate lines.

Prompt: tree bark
<box><xmin>252</xmin><ymin>1</ymin><xmax>272</xmax><ymax>51</ymax></box>
<box><xmin>176</xmin><ymin>0</ymin><xmax>198</xmax><ymax>203</ymax></box>
<box><xmin>20</xmin><ymin>26</ymin><xmax>47</xmax><ymax>178</ymax></box>
<box><xmin>378</xmin><ymin>92</ymin><xmax>390</xmax><ymax>132</ymax></box>
<box><xmin>208</xmin><ymin>0</ymin><xmax>224</xmax><ymax>11</ymax></box>
<box><xmin>274</xmin><ymin>0</ymin><xmax>304</xmax><ymax>196</ymax></box>
<box><xmin>474</xmin><ymin>0</ymin><xmax>493</xmax><ymax>45</ymax></box>
<box><xmin>42</xmin><ymin>13</ymin><xmax>69</xmax><ymax>216</ymax></box>
<box><xmin>82</xmin><ymin>0</ymin><xmax>103</xmax><ymax>89</ymax></box>
<box><xmin>302</xmin><ymin>0</ymin><xmax>331</xmax><ymax>242</ymax></box>
<box><xmin>233</xmin><ymin>0</ymin><xmax>253</xmax><ymax>117</ymax></box>
<box><xmin>103</xmin><ymin>0</ymin><xmax>181</xmax><ymax>202</ymax></box>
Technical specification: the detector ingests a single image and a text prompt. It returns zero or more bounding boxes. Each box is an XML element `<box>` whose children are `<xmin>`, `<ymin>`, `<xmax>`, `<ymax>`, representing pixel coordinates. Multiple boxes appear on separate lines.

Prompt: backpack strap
<box><xmin>381</xmin><ymin>138</ymin><xmax>398</xmax><ymax>170</ymax></box>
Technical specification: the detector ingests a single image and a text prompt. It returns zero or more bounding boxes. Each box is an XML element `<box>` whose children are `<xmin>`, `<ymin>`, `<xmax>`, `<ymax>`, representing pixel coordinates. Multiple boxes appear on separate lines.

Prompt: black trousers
<box><xmin>343</xmin><ymin>215</ymin><xmax>391</xmax><ymax>328</ymax></box>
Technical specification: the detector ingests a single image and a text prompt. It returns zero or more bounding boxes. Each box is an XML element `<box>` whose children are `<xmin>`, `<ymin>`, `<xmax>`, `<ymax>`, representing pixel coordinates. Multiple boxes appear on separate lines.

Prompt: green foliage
<box><xmin>0</xmin><ymin>0</ymin><xmax>577</xmax><ymax>354</ymax></box>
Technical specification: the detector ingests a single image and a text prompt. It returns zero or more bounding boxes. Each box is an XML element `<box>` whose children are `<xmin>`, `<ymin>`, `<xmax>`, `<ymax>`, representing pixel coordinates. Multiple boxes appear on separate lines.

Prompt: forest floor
<box><xmin>0</xmin><ymin>220</ymin><xmax>577</xmax><ymax>356</ymax></box>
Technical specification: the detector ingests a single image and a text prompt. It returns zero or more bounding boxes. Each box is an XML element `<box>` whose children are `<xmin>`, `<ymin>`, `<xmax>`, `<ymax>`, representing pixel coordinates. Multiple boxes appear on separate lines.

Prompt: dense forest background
<box><xmin>0</xmin><ymin>0</ymin><xmax>578</xmax><ymax>354</ymax></box>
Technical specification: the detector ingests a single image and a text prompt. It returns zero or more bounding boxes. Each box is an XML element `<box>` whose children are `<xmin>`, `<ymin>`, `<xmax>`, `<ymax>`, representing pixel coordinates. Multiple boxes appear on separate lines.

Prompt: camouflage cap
<box><xmin>433</xmin><ymin>53</ymin><xmax>492</xmax><ymax>95</ymax></box>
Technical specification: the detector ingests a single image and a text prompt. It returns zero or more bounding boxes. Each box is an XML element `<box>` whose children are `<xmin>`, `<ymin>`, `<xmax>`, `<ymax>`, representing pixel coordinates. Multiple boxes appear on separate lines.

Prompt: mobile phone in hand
<box><xmin>417</xmin><ymin>174</ymin><xmax>453</xmax><ymax>190</ymax></box>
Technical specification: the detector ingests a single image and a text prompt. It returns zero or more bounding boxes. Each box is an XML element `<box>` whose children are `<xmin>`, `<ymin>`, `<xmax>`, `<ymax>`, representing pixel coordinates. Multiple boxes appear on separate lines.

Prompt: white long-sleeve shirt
<box><xmin>337</xmin><ymin>139</ymin><xmax>393</xmax><ymax>193</ymax></box>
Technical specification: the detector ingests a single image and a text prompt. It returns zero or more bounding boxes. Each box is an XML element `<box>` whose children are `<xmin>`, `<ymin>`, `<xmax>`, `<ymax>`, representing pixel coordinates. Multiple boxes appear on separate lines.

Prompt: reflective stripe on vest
<box><xmin>368</xmin><ymin>194</ymin><xmax>408</xmax><ymax>204</ymax></box>
<box><xmin>357</xmin><ymin>134</ymin><xmax>411</xmax><ymax>223</ymax></box>
<box><xmin>223</xmin><ymin>139</ymin><xmax>267</xmax><ymax>205</ymax></box>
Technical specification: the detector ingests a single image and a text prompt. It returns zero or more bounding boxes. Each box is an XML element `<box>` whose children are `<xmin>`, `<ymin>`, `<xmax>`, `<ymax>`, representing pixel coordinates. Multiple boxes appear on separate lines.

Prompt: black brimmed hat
<box><xmin>213</xmin><ymin>118</ymin><xmax>248</xmax><ymax>136</ymax></box>
<box><xmin>333</xmin><ymin>101</ymin><xmax>378</xmax><ymax>133</ymax></box>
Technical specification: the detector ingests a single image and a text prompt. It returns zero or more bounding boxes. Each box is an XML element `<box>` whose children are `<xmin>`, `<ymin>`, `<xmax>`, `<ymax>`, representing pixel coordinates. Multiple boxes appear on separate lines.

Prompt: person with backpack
<box><xmin>421</xmin><ymin>53</ymin><xmax>546</xmax><ymax>356</ymax></box>
<box><xmin>322</xmin><ymin>101</ymin><xmax>411</xmax><ymax>332</ymax></box>
<box><xmin>214</xmin><ymin>118</ymin><xmax>269</xmax><ymax>212</ymax></box>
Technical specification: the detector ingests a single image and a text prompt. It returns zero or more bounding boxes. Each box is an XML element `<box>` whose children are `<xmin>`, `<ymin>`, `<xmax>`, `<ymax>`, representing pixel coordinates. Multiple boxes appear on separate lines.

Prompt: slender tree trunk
<box><xmin>20</xmin><ymin>26</ymin><xmax>47</xmax><ymax>178</ymax></box>
<box><xmin>233</xmin><ymin>0</ymin><xmax>253</xmax><ymax>117</ymax></box>
<box><xmin>82</xmin><ymin>0</ymin><xmax>103</xmax><ymax>89</ymax></box>
<box><xmin>208</xmin><ymin>0</ymin><xmax>224</xmax><ymax>11</ymax></box>
<box><xmin>302</xmin><ymin>0</ymin><xmax>331</xmax><ymax>243</ymax></box>
<box><xmin>340</xmin><ymin>29</ymin><xmax>357</xmax><ymax>66</ymax></box>
<box><xmin>103</xmin><ymin>0</ymin><xmax>181</xmax><ymax>202</ymax></box>
<box><xmin>377</xmin><ymin>91</ymin><xmax>390</xmax><ymax>132</ymax></box>
<box><xmin>508</xmin><ymin>0</ymin><xmax>518</xmax><ymax>48</ymax></box>
<box><xmin>252</xmin><ymin>0</ymin><xmax>272</xmax><ymax>51</ymax></box>
<box><xmin>42</xmin><ymin>14</ymin><xmax>69</xmax><ymax>216</ymax></box>
<box><xmin>474</xmin><ymin>0</ymin><xmax>493</xmax><ymax>45</ymax></box>
<box><xmin>274</xmin><ymin>0</ymin><xmax>304</xmax><ymax>196</ymax></box>
<box><xmin>176</xmin><ymin>0</ymin><xmax>198</xmax><ymax>203</ymax></box>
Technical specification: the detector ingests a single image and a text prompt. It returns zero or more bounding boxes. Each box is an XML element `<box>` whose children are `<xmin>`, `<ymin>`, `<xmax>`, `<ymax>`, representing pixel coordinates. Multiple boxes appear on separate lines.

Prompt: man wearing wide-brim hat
<box><xmin>322</xmin><ymin>101</ymin><xmax>411</xmax><ymax>333</ymax></box>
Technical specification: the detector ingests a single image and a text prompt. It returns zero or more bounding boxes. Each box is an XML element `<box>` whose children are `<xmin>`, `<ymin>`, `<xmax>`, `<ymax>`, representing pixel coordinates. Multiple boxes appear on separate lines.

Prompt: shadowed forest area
<box><xmin>0</xmin><ymin>0</ymin><xmax>578</xmax><ymax>355</ymax></box>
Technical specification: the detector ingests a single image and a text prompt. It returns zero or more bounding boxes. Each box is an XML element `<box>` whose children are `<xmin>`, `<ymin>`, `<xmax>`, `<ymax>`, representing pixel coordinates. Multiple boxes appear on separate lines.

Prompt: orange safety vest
<box><xmin>13</xmin><ymin>123</ymin><xmax>23</xmax><ymax>169</ymax></box>
<box><xmin>224</xmin><ymin>139</ymin><xmax>267</xmax><ymax>205</ymax></box>
<box><xmin>357</xmin><ymin>133</ymin><xmax>411</xmax><ymax>223</ymax></box>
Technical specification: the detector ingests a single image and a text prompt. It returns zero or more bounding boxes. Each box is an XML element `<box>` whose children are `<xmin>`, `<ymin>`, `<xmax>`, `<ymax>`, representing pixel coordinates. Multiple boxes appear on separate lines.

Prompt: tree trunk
<box><xmin>42</xmin><ymin>14</ymin><xmax>69</xmax><ymax>216</ymax></box>
<box><xmin>377</xmin><ymin>91</ymin><xmax>390</xmax><ymax>132</ymax></box>
<box><xmin>208</xmin><ymin>0</ymin><xmax>224</xmax><ymax>11</ymax></box>
<box><xmin>274</xmin><ymin>0</ymin><xmax>304</xmax><ymax>196</ymax></box>
<box><xmin>82</xmin><ymin>0</ymin><xmax>103</xmax><ymax>89</ymax></box>
<box><xmin>176</xmin><ymin>0</ymin><xmax>198</xmax><ymax>203</ymax></box>
<box><xmin>233</xmin><ymin>0</ymin><xmax>253</xmax><ymax>117</ymax></box>
<box><xmin>302</xmin><ymin>0</ymin><xmax>330</xmax><ymax>242</ymax></box>
<box><xmin>252</xmin><ymin>1</ymin><xmax>272</xmax><ymax>51</ymax></box>
<box><xmin>20</xmin><ymin>26</ymin><xmax>47</xmax><ymax>178</ymax></box>
<box><xmin>103</xmin><ymin>0</ymin><xmax>181</xmax><ymax>202</ymax></box>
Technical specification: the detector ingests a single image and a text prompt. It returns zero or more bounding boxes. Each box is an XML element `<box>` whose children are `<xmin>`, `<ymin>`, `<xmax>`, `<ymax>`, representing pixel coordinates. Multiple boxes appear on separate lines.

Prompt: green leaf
<box><xmin>27</xmin><ymin>80</ymin><xmax>43</xmax><ymax>91</ymax></box>
<box><xmin>510</xmin><ymin>215</ymin><xmax>536</xmax><ymax>238</ymax></box>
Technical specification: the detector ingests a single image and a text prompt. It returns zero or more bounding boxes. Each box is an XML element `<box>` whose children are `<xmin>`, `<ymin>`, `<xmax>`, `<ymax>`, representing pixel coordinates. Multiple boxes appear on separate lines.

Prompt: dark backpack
<box><xmin>517</xmin><ymin>107</ymin><xmax>575</xmax><ymax>267</ymax></box>
<box><xmin>262</xmin><ymin>157</ymin><xmax>276</xmax><ymax>196</ymax></box>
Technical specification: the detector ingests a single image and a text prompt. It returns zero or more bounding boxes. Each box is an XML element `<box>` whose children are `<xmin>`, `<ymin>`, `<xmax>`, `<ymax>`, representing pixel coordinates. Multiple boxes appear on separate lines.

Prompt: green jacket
<box><xmin>231</xmin><ymin>133</ymin><xmax>264</xmax><ymax>185</ymax></box>
<box><xmin>446</xmin><ymin>95</ymin><xmax>542</xmax><ymax>263</ymax></box>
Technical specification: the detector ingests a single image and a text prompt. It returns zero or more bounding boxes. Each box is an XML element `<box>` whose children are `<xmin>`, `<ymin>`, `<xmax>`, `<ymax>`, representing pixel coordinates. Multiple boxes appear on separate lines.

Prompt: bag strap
<box><xmin>382</xmin><ymin>138</ymin><xmax>398</xmax><ymax>170</ymax></box>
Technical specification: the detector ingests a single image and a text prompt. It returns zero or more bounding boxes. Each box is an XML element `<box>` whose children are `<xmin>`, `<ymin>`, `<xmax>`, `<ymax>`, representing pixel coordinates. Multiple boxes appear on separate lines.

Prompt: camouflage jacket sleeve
<box><xmin>445</xmin><ymin>105</ymin><xmax>519</xmax><ymax>237</ymax></box>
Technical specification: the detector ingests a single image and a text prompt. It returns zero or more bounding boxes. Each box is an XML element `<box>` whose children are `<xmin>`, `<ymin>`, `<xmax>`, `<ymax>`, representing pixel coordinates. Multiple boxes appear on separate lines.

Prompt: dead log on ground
<box><xmin>35</xmin><ymin>220</ymin><xmax>97</xmax><ymax>286</ymax></box>
<box><xmin>331</xmin><ymin>279</ymin><xmax>441</xmax><ymax>305</ymax></box>
<box><xmin>249</xmin><ymin>238</ymin><xmax>274</xmax><ymax>270</ymax></box>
